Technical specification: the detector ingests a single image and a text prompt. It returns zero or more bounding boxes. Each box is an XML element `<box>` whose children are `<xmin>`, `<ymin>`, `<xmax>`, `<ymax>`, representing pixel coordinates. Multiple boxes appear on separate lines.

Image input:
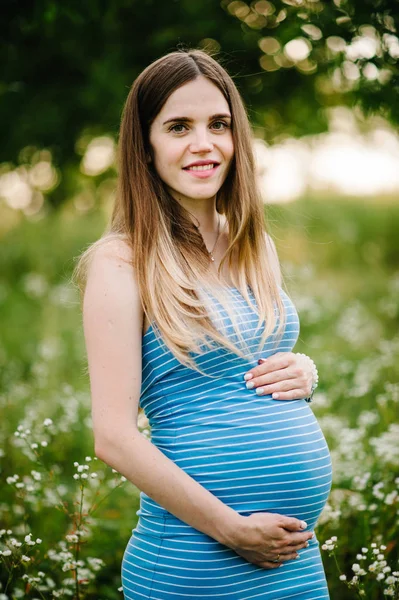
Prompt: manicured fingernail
<box><xmin>300</xmin><ymin>521</ymin><xmax>308</xmax><ymax>529</ymax></box>
<box><xmin>246</xmin><ymin>381</ymin><xmax>255</xmax><ymax>389</ymax></box>
<box><xmin>256</xmin><ymin>387</ymin><xmax>264</xmax><ymax>395</ymax></box>
<box><xmin>244</xmin><ymin>373</ymin><xmax>253</xmax><ymax>381</ymax></box>
<box><xmin>258</xmin><ymin>359</ymin><xmax>265</xmax><ymax>365</ymax></box>
<box><xmin>305</xmin><ymin>542</ymin><xmax>309</xmax><ymax>547</ymax></box>
<box><xmin>272</xmin><ymin>393</ymin><xmax>279</xmax><ymax>399</ymax></box>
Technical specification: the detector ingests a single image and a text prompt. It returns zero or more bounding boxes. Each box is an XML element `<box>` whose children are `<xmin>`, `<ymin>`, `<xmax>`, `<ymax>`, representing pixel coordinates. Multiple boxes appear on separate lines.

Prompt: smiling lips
<box><xmin>185</xmin><ymin>163</ymin><xmax>217</xmax><ymax>171</ymax></box>
<box><xmin>183</xmin><ymin>163</ymin><xmax>220</xmax><ymax>178</ymax></box>
<box><xmin>183</xmin><ymin>161</ymin><xmax>220</xmax><ymax>180</ymax></box>
<box><xmin>183</xmin><ymin>159</ymin><xmax>220</xmax><ymax>169</ymax></box>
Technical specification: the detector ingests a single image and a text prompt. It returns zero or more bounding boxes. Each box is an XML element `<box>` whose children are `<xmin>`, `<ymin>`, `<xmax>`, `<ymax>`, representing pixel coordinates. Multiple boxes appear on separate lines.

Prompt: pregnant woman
<box><xmin>77</xmin><ymin>49</ymin><xmax>333</xmax><ymax>599</ymax></box>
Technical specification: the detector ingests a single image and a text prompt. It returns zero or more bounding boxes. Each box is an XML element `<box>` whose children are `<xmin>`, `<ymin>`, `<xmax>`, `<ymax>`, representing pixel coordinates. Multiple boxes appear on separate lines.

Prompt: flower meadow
<box><xmin>0</xmin><ymin>197</ymin><xmax>398</xmax><ymax>599</ymax></box>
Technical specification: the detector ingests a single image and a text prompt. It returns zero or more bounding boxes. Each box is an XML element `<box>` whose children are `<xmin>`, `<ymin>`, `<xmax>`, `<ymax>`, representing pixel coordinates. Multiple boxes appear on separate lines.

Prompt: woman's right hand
<box><xmin>225</xmin><ymin>512</ymin><xmax>314</xmax><ymax>569</ymax></box>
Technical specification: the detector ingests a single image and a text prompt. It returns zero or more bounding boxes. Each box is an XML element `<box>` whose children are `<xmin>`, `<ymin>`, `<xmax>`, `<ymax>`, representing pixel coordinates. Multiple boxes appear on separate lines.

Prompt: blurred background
<box><xmin>1</xmin><ymin>1</ymin><xmax>398</xmax><ymax>598</ymax></box>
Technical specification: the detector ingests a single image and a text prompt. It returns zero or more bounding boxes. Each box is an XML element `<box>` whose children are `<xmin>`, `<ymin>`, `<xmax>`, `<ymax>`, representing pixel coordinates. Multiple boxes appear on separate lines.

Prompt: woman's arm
<box><xmin>83</xmin><ymin>239</ymin><xmax>312</xmax><ymax>567</ymax></box>
<box><xmin>83</xmin><ymin>239</ymin><xmax>241</xmax><ymax>546</ymax></box>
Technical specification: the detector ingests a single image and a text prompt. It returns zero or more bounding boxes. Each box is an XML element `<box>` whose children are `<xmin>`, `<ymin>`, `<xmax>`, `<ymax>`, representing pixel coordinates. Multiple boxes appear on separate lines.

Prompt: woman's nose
<box><xmin>189</xmin><ymin>129</ymin><xmax>214</xmax><ymax>152</ymax></box>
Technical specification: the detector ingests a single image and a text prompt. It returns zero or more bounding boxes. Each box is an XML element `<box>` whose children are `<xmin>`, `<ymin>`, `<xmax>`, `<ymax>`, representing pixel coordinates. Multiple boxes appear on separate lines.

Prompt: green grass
<box><xmin>0</xmin><ymin>195</ymin><xmax>398</xmax><ymax>598</ymax></box>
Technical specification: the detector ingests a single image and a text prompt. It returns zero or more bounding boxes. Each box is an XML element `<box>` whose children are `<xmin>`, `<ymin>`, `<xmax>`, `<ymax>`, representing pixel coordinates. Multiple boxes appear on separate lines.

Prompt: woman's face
<box><xmin>148</xmin><ymin>76</ymin><xmax>234</xmax><ymax>207</ymax></box>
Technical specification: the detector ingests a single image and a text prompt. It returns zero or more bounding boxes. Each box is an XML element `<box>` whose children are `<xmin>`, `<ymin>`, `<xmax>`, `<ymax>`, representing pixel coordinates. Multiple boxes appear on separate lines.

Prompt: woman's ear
<box><xmin>146</xmin><ymin>153</ymin><xmax>152</xmax><ymax>163</ymax></box>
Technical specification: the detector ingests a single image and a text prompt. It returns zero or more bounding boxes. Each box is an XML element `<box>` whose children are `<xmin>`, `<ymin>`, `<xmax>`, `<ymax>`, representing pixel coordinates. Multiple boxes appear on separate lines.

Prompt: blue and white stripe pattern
<box><xmin>122</xmin><ymin>286</ymin><xmax>332</xmax><ymax>599</ymax></box>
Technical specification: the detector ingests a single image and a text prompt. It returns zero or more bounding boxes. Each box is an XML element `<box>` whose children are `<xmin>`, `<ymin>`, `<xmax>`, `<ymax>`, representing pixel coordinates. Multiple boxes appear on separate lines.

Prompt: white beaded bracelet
<box><xmin>295</xmin><ymin>353</ymin><xmax>319</xmax><ymax>403</ymax></box>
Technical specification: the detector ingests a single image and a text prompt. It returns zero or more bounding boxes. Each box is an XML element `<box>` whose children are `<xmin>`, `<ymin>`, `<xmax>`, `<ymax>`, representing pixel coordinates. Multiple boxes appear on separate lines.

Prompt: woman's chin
<box><xmin>169</xmin><ymin>188</ymin><xmax>221</xmax><ymax>203</ymax></box>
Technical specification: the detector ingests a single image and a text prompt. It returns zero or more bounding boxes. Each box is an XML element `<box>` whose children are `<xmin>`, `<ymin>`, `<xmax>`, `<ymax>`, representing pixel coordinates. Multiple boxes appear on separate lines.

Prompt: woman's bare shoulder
<box><xmin>84</xmin><ymin>234</ymin><xmax>140</xmax><ymax>310</ymax></box>
<box><xmin>91</xmin><ymin>234</ymin><xmax>133</xmax><ymax>264</ymax></box>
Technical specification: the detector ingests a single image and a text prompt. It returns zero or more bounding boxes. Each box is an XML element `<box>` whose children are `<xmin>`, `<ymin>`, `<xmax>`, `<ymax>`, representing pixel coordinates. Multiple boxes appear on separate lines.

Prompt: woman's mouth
<box><xmin>183</xmin><ymin>163</ymin><xmax>220</xmax><ymax>178</ymax></box>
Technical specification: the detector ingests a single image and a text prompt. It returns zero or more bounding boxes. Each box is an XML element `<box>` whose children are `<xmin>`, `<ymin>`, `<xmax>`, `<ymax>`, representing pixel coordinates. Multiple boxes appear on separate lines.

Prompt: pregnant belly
<box><xmin>150</xmin><ymin>399</ymin><xmax>332</xmax><ymax>530</ymax></box>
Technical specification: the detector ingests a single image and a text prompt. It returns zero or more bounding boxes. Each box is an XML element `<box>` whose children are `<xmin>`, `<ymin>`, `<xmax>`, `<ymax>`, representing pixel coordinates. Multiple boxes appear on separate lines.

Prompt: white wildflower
<box><xmin>24</xmin><ymin>534</ymin><xmax>36</xmax><ymax>546</ymax></box>
<box><xmin>6</xmin><ymin>475</ymin><xmax>19</xmax><ymax>484</ymax></box>
<box><xmin>385</xmin><ymin>491</ymin><xmax>398</xmax><ymax>505</ymax></box>
<box><xmin>10</xmin><ymin>538</ymin><xmax>21</xmax><ymax>547</ymax></box>
<box><xmin>65</xmin><ymin>534</ymin><xmax>79</xmax><ymax>543</ymax></box>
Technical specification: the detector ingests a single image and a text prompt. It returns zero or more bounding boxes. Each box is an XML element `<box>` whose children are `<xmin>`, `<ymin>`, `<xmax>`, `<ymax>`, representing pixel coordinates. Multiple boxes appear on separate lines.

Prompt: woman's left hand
<box><xmin>243</xmin><ymin>352</ymin><xmax>313</xmax><ymax>400</ymax></box>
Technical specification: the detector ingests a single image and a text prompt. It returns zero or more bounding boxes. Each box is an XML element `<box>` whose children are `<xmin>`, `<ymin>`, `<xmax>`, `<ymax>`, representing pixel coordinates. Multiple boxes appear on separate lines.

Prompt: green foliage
<box><xmin>1</xmin><ymin>1</ymin><xmax>398</xmax><ymax>206</ymax></box>
<box><xmin>0</xmin><ymin>196</ymin><xmax>398</xmax><ymax>597</ymax></box>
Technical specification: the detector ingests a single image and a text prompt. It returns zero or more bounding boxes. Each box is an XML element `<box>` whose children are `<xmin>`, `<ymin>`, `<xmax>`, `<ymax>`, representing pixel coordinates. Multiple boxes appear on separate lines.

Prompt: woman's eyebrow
<box><xmin>162</xmin><ymin>113</ymin><xmax>232</xmax><ymax>125</ymax></box>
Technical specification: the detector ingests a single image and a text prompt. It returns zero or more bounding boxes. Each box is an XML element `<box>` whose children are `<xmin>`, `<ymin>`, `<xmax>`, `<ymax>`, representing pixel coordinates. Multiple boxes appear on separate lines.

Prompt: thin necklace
<box><xmin>208</xmin><ymin>213</ymin><xmax>221</xmax><ymax>262</ymax></box>
<box><xmin>190</xmin><ymin>212</ymin><xmax>221</xmax><ymax>262</ymax></box>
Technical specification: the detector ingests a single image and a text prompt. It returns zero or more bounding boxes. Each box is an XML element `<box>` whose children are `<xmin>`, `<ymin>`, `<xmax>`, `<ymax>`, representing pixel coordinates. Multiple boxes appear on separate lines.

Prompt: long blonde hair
<box><xmin>72</xmin><ymin>48</ymin><xmax>286</xmax><ymax>375</ymax></box>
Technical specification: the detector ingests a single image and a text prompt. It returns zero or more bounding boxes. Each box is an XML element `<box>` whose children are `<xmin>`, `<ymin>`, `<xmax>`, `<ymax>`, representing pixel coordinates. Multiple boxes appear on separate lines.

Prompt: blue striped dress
<box><xmin>121</xmin><ymin>285</ymin><xmax>333</xmax><ymax>599</ymax></box>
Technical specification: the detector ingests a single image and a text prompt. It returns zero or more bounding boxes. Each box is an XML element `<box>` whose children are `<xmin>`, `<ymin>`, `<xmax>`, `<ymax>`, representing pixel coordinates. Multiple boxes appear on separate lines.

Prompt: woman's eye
<box><xmin>169</xmin><ymin>124</ymin><xmax>187</xmax><ymax>133</ymax></box>
<box><xmin>212</xmin><ymin>121</ymin><xmax>229</xmax><ymax>130</ymax></box>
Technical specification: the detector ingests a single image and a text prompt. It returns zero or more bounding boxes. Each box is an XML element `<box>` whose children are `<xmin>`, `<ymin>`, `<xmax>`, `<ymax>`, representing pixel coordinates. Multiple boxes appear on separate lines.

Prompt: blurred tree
<box><xmin>225</xmin><ymin>0</ymin><xmax>399</xmax><ymax>132</ymax></box>
<box><xmin>1</xmin><ymin>0</ymin><xmax>398</xmax><ymax>206</ymax></box>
